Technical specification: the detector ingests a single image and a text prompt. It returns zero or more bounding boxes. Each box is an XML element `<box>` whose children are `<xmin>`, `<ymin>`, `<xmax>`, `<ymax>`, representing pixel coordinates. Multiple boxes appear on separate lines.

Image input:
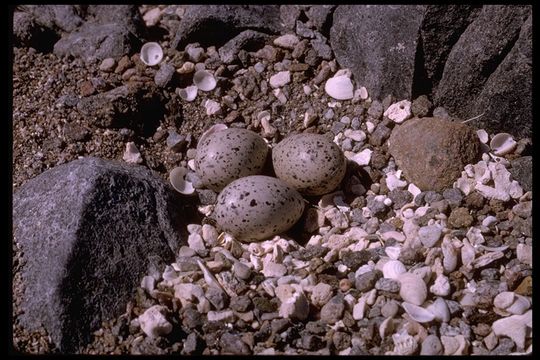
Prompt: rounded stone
<box><xmin>388</xmin><ymin>117</ymin><xmax>481</xmax><ymax>191</ymax></box>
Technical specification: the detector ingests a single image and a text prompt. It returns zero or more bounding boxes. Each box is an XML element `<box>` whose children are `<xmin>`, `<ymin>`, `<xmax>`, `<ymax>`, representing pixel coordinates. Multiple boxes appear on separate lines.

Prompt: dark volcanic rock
<box><xmin>416</xmin><ymin>5</ymin><xmax>482</xmax><ymax>94</ymax></box>
<box><xmin>218</xmin><ymin>29</ymin><xmax>271</xmax><ymax>64</ymax></box>
<box><xmin>171</xmin><ymin>5</ymin><xmax>283</xmax><ymax>49</ymax></box>
<box><xmin>509</xmin><ymin>156</ymin><xmax>532</xmax><ymax>192</ymax></box>
<box><xmin>305</xmin><ymin>5</ymin><xmax>337</xmax><ymax>36</ymax></box>
<box><xmin>388</xmin><ymin>117</ymin><xmax>481</xmax><ymax>191</ymax></box>
<box><xmin>471</xmin><ymin>13</ymin><xmax>532</xmax><ymax>138</ymax></box>
<box><xmin>13</xmin><ymin>157</ymin><xmax>194</xmax><ymax>352</ymax></box>
<box><xmin>433</xmin><ymin>5</ymin><xmax>531</xmax><ymax>138</ymax></box>
<box><xmin>53</xmin><ymin>22</ymin><xmax>141</xmax><ymax>61</ymax></box>
<box><xmin>13</xmin><ymin>11</ymin><xmax>61</xmax><ymax>52</ymax></box>
<box><xmin>17</xmin><ymin>5</ymin><xmax>84</xmax><ymax>33</ymax></box>
<box><xmin>330</xmin><ymin>5</ymin><xmax>425</xmax><ymax>100</ymax></box>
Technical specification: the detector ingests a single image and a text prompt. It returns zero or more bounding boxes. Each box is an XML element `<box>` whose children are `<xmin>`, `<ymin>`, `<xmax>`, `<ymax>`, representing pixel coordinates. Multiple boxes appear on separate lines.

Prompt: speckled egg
<box><xmin>272</xmin><ymin>133</ymin><xmax>347</xmax><ymax>196</ymax></box>
<box><xmin>195</xmin><ymin>128</ymin><xmax>268</xmax><ymax>191</ymax></box>
<box><xmin>214</xmin><ymin>175</ymin><xmax>305</xmax><ymax>242</ymax></box>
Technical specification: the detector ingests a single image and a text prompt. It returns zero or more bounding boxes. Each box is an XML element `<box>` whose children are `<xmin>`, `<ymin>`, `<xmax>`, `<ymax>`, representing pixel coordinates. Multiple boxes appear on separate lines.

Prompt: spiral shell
<box><xmin>382</xmin><ymin>260</ymin><xmax>407</xmax><ymax>280</ymax></box>
<box><xmin>398</xmin><ymin>273</ymin><xmax>427</xmax><ymax>306</ymax></box>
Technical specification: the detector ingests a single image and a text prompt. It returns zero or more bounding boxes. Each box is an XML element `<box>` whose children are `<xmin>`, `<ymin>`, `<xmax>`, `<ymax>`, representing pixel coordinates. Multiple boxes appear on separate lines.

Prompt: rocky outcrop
<box><xmin>13</xmin><ymin>157</ymin><xmax>194</xmax><ymax>352</ymax></box>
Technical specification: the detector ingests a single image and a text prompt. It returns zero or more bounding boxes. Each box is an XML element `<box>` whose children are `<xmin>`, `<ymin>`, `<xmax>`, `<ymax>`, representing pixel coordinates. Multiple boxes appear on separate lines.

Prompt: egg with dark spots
<box><xmin>195</xmin><ymin>128</ymin><xmax>268</xmax><ymax>191</ymax></box>
<box><xmin>272</xmin><ymin>133</ymin><xmax>347</xmax><ymax>196</ymax></box>
<box><xmin>214</xmin><ymin>175</ymin><xmax>305</xmax><ymax>242</ymax></box>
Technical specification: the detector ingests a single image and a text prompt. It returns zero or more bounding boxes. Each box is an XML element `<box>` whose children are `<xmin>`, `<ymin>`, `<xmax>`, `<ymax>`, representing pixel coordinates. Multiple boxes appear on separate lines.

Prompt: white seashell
<box><xmin>138</xmin><ymin>305</ymin><xmax>172</xmax><ymax>338</ymax></box>
<box><xmin>193</xmin><ymin>70</ymin><xmax>217</xmax><ymax>91</ymax></box>
<box><xmin>380</xmin><ymin>231</ymin><xmax>405</xmax><ymax>242</ymax></box>
<box><xmin>379</xmin><ymin>317</ymin><xmax>394</xmax><ymax>339</ymax></box>
<box><xmin>470</xmin><ymin>251</ymin><xmax>504</xmax><ymax>269</ymax></box>
<box><xmin>382</xmin><ymin>260</ymin><xmax>407</xmax><ymax>279</ymax></box>
<box><xmin>196</xmin><ymin>259</ymin><xmax>227</xmax><ymax>294</ymax></box>
<box><xmin>441</xmin><ymin>236</ymin><xmax>458</xmax><ymax>273</ymax></box>
<box><xmin>269</xmin><ymin>71</ymin><xmax>291</xmax><ymax>88</ymax></box>
<box><xmin>346</xmin><ymin>148</ymin><xmax>372</xmax><ymax>166</ymax></box>
<box><xmin>402</xmin><ymin>302</ymin><xmax>435</xmax><ymax>323</ymax></box>
<box><xmin>366</xmin><ymin>121</ymin><xmax>375</xmax><ymax>133</ymax></box>
<box><xmin>123</xmin><ymin>142</ymin><xmax>143</xmax><ymax>164</ymax></box>
<box><xmin>383</xmin><ymin>100</ymin><xmax>412</xmax><ymax>124</ymax></box>
<box><xmin>493</xmin><ymin>291</ymin><xmax>515</xmax><ymax>309</ymax></box>
<box><xmin>204</xmin><ymin>99</ymin><xmax>221</xmax><ymax>116</ymax></box>
<box><xmin>140</xmin><ymin>275</ymin><xmax>156</xmax><ymax>294</ymax></box>
<box><xmin>407</xmin><ymin>183</ymin><xmax>422</xmax><ymax>199</ymax></box>
<box><xmin>516</xmin><ymin>243</ymin><xmax>532</xmax><ymax>266</ymax></box>
<box><xmin>169</xmin><ymin>167</ymin><xmax>195</xmax><ymax>195</ymax></box>
<box><xmin>344</xmin><ymin>129</ymin><xmax>366</xmax><ymax>142</ymax></box>
<box><xmin>491</xmin><ymin>310</ymin><xmax>532</xmax><ymax>349</ymax></box>
<box><xmin>177</xmin><ymin>85</ymin><xmax>198</xmax><ymax>102</ymax></box>
<box><xmin>441</xmin><ymin>335</ymin><xmax>468</xmax><ymax>355</ymax></box>
<box><xmin>505</xmin><ymin>295</ymin><xmax>531</xmax><ymax>315</ymax></box>
<box><xmin>140</xmin><ymin>42</ymin><xmax>163</xmax><ymax>66</ymax></box>
<box><xmin>426</xmin><ymin>297</ymin><xmax>450</xmax><ymax>323</ymax></box>
<box><xmin>398</xmin><ymin>273</ymin><xmax>427</xmax><ymax>306</ymax></box>
<box><xmin>352</xmin><ymin>296</ymin><xmax>367</xmax><ymax>320</ymax></box>
<box><xmin>455</xmin><ymin>177</ymin><xmax>475</xmax><ymax>196</ymax></box>
<box><xmin>385</xmin><ymin>246</ymin><xmax>401</xmax><ymax>260</ymax></box>
<box><xmin>476</xmin><ymin>129</ymin><xmax>488</xmax><ymax>143</ymax></box>
<box><xmin>490</xmin><ymin>132</ymin><xmax>517</xmax><ymax>156</ymax></box>
<box><xmin>386</xmin><ymin>171</ymin><xmax>408</xmax><ymax>191</ymax></box>
<box><xmin>358</xmin><ymin>86</ymin><xmax>368</xmax><ymax>100</ymax></box>
<box><xmin>429</xmin><ymin>274</ymin><xmax>451</xmax><ymax>297</ymax></box>
<box><xmin>391</xmin><ymin>332</ymin><xmax>418</xmax><ymax>355</ymax></box>
<box><xmin>460</xmin><ymin>239</ymin><xmax>476</xmax><ymax>266</ymax></box>
<box><xmin>324</xmin><ymin>75</ymin><xmax>354</xmax><ymax>100</ymax></box>
<box><xmin>411</xmin><ymin>266</ymin><xmax>433</xmax><ymax>284</ymax></box>
<box><xmin>261</xmin><ymin>278</ymin><xmax>276</xmax><ymax>297</ymax></box>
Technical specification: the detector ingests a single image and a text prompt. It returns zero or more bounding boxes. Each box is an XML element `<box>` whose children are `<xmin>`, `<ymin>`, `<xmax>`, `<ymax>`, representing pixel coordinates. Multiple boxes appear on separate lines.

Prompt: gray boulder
<box><xmin>330</xmin><ymin>5</ymin><xmax>425</xmax><ymax>100</ymax></box>
<box><xmin>13</xmin><ymin>157</ymin><xmax>195</xmax><ymax>352</ymax></box>
<box><xmin>433</xmin><ymin>5</ymin><xmax>531</xmax><ymax>138</ymax></box>
<box><xmin>388</xmin><ymin>117</ymin><xmax>481</xmax><ymax>191</ymax></box>
<box><xmin>171</xmin><ymin>5</ymin><xmax>283</xmax><ymax>49</ymax></box>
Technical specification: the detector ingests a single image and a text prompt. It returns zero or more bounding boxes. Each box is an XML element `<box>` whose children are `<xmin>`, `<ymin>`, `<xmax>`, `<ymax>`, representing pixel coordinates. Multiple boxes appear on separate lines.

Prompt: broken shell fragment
<box><xmin>324</xmin><ymin>75</ymin><xmax>354</xmax><ymax>100</ymax></box>
<box><xmin>383</xmin><ymin>100</ymin><xmax>412</xmax><ymax>123</ymax></box>
<box><xmin>476</xmin><ymin>129</ymin><xmax>488</xmax><ymax>144</ymax></box>
<box><xmin>169</xmin><ymin>166</ymin><xmax>195</xmax><ymax>195</ymax></box>
<box><xmin>140</xmin><ymin>42</ymin><xmax>164</xmax><ymax>66</ymax></box>
<box><xmin>193</xmin><ymin>70</ymin><xmax>217</xmax><ymax>91</ymax></box>
<box><xmin>177</xmin><ymin>85</ymin><xmax>198</xmax><ymax>102</ymax></box>
<box><xmin>402</xmin><ymin>302</ymin><xmax>435</xmax><ymax>323</ymax></box>
<box><xmin>489</xmin><ymin>132</ymin><xmax>517</xmax><ymax>156</ymax></box>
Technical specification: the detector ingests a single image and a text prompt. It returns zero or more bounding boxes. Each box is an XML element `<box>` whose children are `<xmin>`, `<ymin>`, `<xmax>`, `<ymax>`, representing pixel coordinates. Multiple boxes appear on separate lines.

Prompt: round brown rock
<box><xmin>388</xmin><ymin>117</ymin><xmax>481</xmax><ymax>191</ymax></box>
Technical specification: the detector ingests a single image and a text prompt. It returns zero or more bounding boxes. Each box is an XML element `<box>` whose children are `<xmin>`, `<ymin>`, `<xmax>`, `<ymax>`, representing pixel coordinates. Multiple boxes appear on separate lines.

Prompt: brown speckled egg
<box><xmin>214</xmin><ymin>175</ymin><xmax>305</xmax><ymax>242</ymax></box>
<box><xmin>272</xmin><ymin>133</ymin><xmax>347</xmax><ymax>196</ymax></box>
<box><xmin>195</xmin><ymin>128</ymin><xmax>268</xmax><ymax>191</ymax></box>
